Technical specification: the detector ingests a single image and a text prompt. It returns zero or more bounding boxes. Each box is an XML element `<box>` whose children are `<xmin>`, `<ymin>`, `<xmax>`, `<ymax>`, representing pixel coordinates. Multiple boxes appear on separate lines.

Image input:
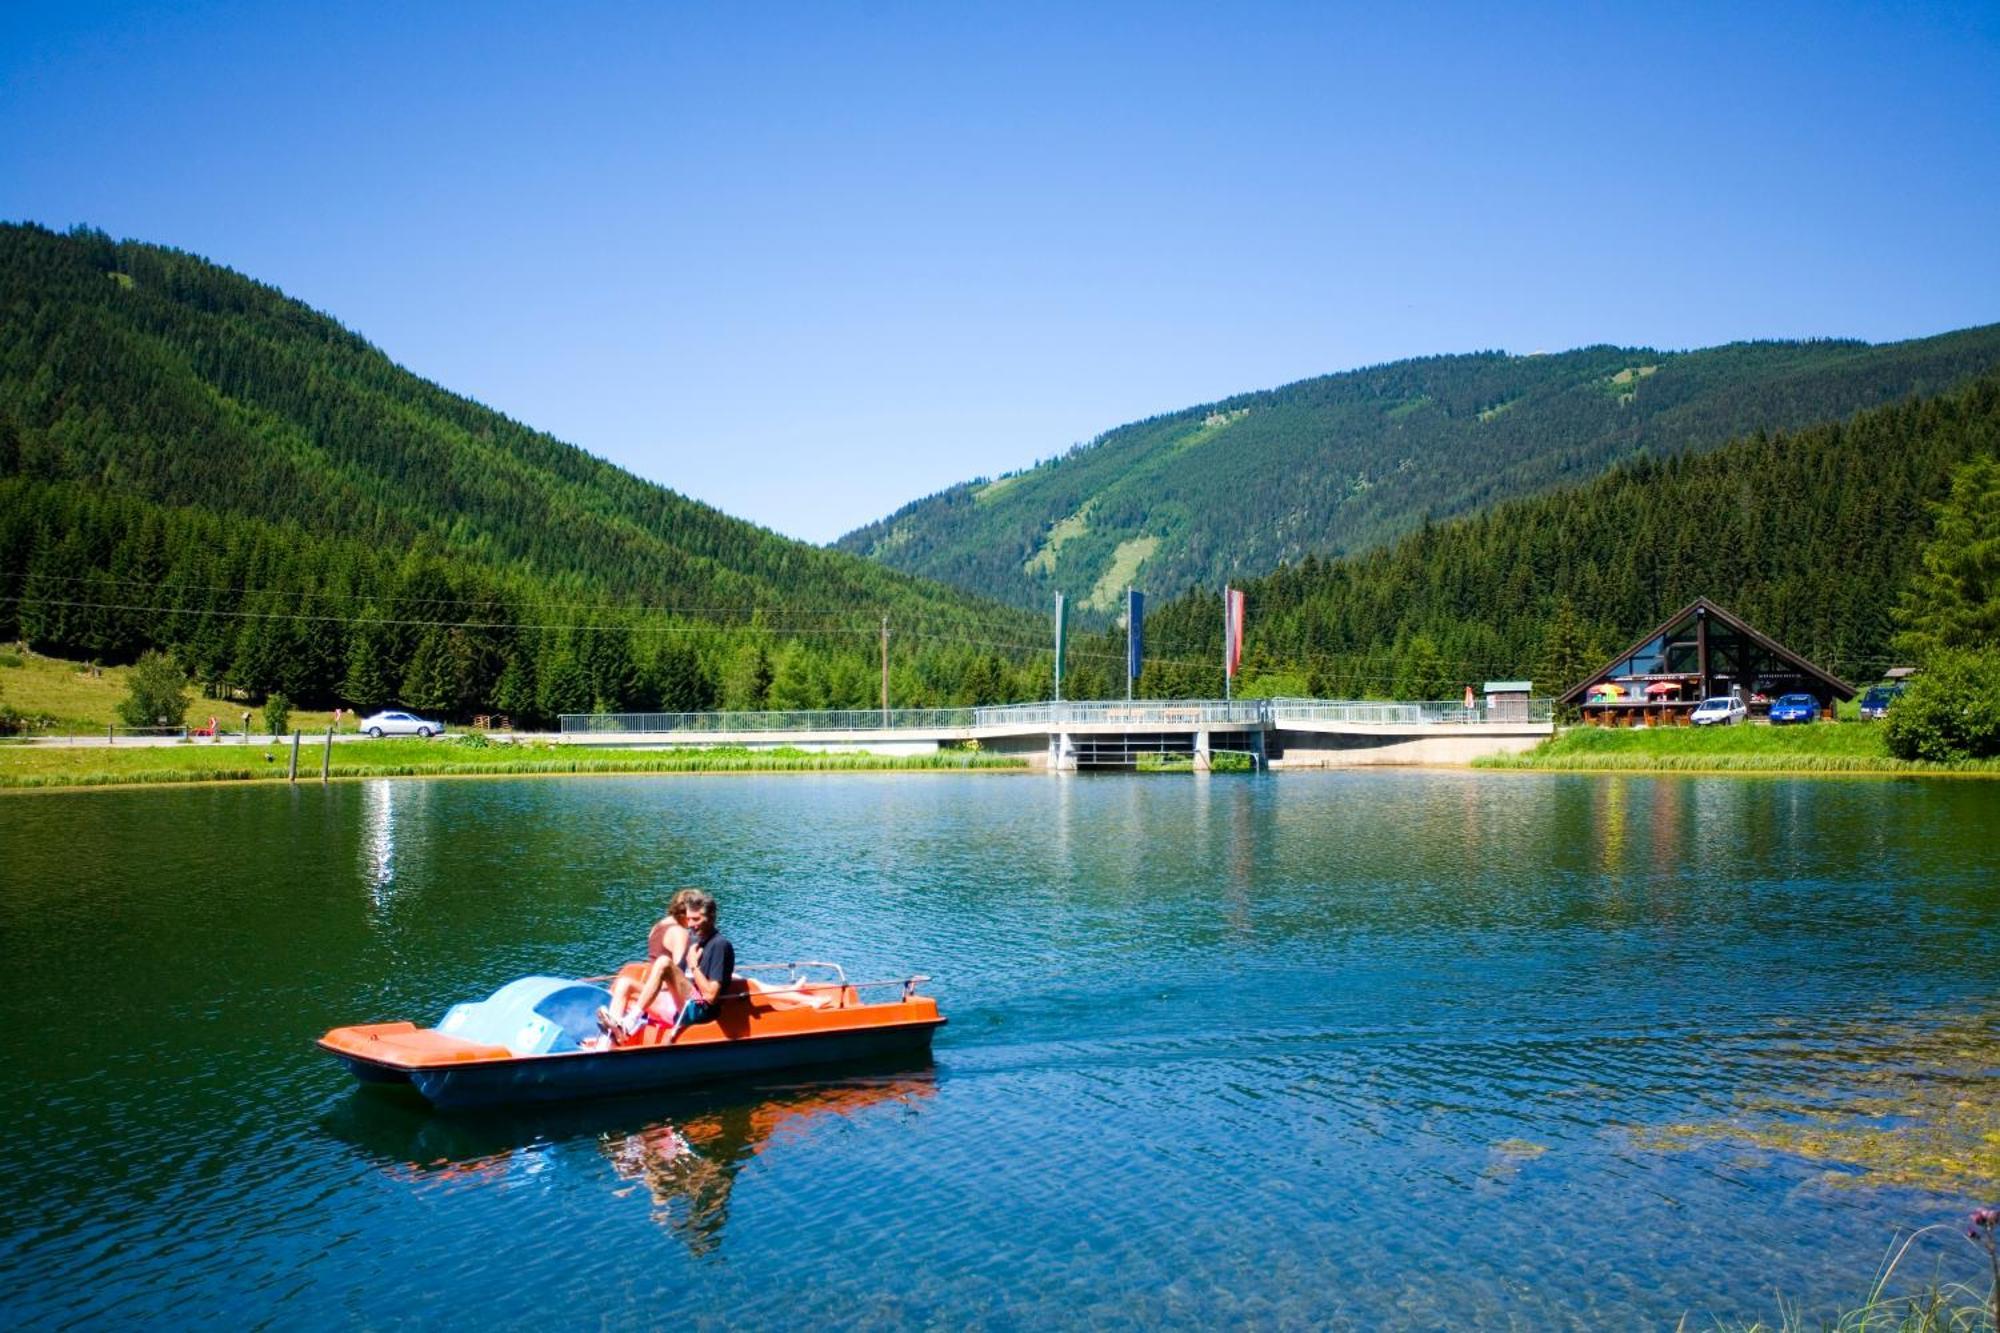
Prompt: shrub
<box><xmin>1883</xmin><ymin>650</ymin><xmax>2000</xmax><ymax>762</ymax></box>
<box><xmin>0</xmin><ymin>709</ymin><xmax>55</xmax><ymax>736</ymax></box>
<box><xmin>118</xmin><ymin>650</ymin><xmax>189</xmax><ymax>729</ymax></box>
<box><xmin>262</xmin><ymin>692</ymin><xmax>292</xmax><ymax>735</ymax></box>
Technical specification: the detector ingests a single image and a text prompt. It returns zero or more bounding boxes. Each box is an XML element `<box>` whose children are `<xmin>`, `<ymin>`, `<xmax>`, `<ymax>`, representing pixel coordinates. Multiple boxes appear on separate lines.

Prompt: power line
<box><xmin>0</xmin><ymin>567</ymin><xmax>1044</xmax><ymax>630</ymax></box>
<box><xmin>0</xmin><ymin>592</ymin><xmax>1914</xmax><ymax>684</ymax></box>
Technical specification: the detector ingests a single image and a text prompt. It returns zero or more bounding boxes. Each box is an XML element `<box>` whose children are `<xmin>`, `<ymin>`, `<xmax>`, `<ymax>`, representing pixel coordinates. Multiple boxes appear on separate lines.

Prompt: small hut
<box><xmin>1560</xmin><ymin>598</ymin><xmax>1855</xmax><ymax>726</ymax></box>
<box><xmin>1483</xmin><ymin>680</ymin><xmax>1533</xmax><ymax>722</ymax></box>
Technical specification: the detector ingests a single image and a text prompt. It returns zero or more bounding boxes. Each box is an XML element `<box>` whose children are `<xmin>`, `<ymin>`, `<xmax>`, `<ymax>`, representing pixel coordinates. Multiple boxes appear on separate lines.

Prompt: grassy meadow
<box><xmin>0</xmin><ymin>735</ymin><xmax>1026</xmax><ymax>790</ymax></box>
<box><xmin>0</xmin><ymin>648</ymin><xmax>350</xmax><ymax>734</ymax></box>
<box><xmin>1478</xmin><ymin>721</ymin><xmax>2000</xmax><ymax>776</ymax></box>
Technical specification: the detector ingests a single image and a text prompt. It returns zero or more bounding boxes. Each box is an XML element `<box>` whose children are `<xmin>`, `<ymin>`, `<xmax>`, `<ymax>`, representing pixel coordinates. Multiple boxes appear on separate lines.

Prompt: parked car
<box><xmin>1859</xmin><ymin>686</ymin><xmax>1901</xmax><ymax>720</ymax></box>
<box><xmin>359</xmin><ymin>710</ymin><xmax>445</xmax><ymax>738</ymax></box>
<box><xmin>1690</xmin><ymin>696</ymin><xmax>1748</xmax><ymax>726</ymax></box>
<box><xmin>1768</xmin><ymin>693</ymin><xmax>1820</xmax><ymax>725</ymax></box>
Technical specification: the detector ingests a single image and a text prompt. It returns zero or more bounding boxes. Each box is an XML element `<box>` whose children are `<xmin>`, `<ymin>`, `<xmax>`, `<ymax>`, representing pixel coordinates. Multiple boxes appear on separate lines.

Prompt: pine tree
<box><xmin>1893</xmin><ymin>453</ymin><xmax>2000</xmax><ymax>662</ymax></box>
<box><xmin>578</xmin><ymin>625</ymin><xmax>640</xmax><ymax>713</ymax></box>
<box><xmin>342</xmin><ymin>621</ymin><xmax>395</xmax><ymax>709</ymax></box>
<box><xmin>721</xmin><ymin>643</ymin><xmax>772</xmax><ymax>711</ymax></box>
<box><xmin>400</xmin><ymin>630</ymin><xmax>454</xmax><ymax>715</ymax></box>
<box><xmin>651</xmin><ymin>640</ymin><xmax>713</xmax><ymax>713</ymax></box>
<box><xmin>1395</xmin><ymin>634</ymin><xmax>1452</xmax><ymax>700</ymax></box>
<box><xmin>765</xmin><ymin>644</ymin><xmax>824</xmax><ymax>711</ymax></box>
<box><xmin>491</xmin><ymin>654</ymin><xmax>538</xmax><ymax>724</ymax></box>
<box><xmin>537</xmin><ymin>647</ymin><xmax>591</xmax><ymax>720</ymax></box>
<box><xmin>822</xmin><ymin>654</ymin><xmax>874</xmax><ymax>710</ymax></box>
<box><xmin>1535</xmin><ymin>597</ymin><xmax>1597</xmax><ymax>698</ymax></box>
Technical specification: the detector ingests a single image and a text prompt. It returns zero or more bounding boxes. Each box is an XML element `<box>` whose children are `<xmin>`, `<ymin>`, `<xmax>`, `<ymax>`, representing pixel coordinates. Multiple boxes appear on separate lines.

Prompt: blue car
<box><xmin>1768</xmin><ymin>693</ymin><xmax>1819</xmax><ymax>725</ymax></box>
<box><xmin>1859</xmin><ymin>686</ymin><xmax>1901</xmax><ymax>720</ymax></box>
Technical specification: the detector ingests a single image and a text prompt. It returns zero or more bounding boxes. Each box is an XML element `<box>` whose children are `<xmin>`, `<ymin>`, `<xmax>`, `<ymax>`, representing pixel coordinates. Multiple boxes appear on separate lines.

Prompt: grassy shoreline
<box><xmin>0</xmin><ymin>738</ymin><xmax>1027</xmax><ymax>791</ymax></box>
<box><xmin>1476</xmin><ymin>723</ymin><xmax>2000</xmax><ymax>776</ymax></box>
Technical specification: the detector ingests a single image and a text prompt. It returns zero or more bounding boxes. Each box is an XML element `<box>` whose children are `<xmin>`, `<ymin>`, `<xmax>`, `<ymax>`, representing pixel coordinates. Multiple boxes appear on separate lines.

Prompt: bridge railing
<box><xmin>992</xmin><ymin>700</ymin><xmax>1272</xmax><ymax>729</ymax></box>
<box><xmin>561</xmin><ymin>700</ymin><xmax>1273</xmax><ymax>735</ymax></box>
<box><xmin>1266</xmin><ymin>697</ymin><xmax>1555</xmax><ymax>725</ymax></box>
<box><xmin>560</xmin><ymin>706</ymin><xmax>978</xmax><ymax>735</ymax></box>
<box><xmin>1265</xmin><ymin>697</ymin><xmax>1554</xmax><ymax>725</ymax></box>
<box><xmin>561</xmin><ymin>696</ymin><xmax>1548</xmax><ymax>735</ymax></box>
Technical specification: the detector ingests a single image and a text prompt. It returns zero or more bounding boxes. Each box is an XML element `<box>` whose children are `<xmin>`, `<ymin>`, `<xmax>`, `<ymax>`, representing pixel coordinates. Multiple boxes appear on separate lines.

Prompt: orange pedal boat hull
<box><xmin>320</xmin><ymin>992</ymin><xmax>945</xmax><ymax>1109</ymax></box>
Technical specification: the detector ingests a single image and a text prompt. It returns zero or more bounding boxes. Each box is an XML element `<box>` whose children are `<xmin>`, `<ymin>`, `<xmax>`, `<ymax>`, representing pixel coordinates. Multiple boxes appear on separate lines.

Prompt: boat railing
<box><xmin>738</xmin><ymin>962</ymin><xmax>935</xmax><ymax>1002</ymax></box>
<box><xmin>737</xmin><ymin>960</ymin><xmax>849</xmax><ymax>985</ymax></box>
<box><xmin>579</xmin><ymin>960</ymin><xmax>929</xmax><ymax>1002</ymax></box>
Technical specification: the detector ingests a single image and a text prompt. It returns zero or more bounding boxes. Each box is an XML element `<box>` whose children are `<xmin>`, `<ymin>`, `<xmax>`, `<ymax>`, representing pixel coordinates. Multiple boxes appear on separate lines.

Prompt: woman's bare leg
<box><xmin>615</xmin><ymin>955</ymin><xmax>674</xmax><ymax>1029</ymax></box>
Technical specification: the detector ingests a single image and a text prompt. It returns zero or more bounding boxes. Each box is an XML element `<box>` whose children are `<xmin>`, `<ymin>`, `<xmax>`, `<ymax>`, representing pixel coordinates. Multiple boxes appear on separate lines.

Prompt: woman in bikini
<box><xmin>602</xmin><ymin>888</ymin><xmax>701</xmax><ymax>1036</ymax></box>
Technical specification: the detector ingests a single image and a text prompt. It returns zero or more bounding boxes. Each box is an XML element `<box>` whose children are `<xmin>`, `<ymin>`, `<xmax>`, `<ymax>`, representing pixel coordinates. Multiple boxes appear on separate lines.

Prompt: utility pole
<box><xmin>880</xmin><ymin>614</ymin><xmax>890</xmax><ymax>724</ymax></box>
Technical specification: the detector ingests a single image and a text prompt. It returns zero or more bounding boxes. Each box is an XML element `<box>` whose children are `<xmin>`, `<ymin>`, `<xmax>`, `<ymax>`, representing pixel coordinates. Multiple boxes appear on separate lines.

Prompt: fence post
<box><xmin>288</xmin><ymin>731</ymin><xmax>300</xmax><ymax>782</ymax></box>
<box><xmin>322</xmin><ymin>726</ymin><xmax>333</xmax><ymax>784</ymax></box>
<box><xmin>107</xmin><ymin>724</ymin><xmax>114</xmax><ymax>744</ymax></box>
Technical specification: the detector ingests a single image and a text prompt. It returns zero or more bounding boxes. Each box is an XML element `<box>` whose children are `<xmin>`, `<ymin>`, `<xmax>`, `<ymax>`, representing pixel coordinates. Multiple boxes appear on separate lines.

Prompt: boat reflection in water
<box><xmin>322</xmin><ymin>1063</ymin><xmax>936</xmax><ymax>1254</ymax></box>
<box><xmin>598</xmin><ymin>1073</ymin><xmax>933</xmax><ymax>1252</ymax></box>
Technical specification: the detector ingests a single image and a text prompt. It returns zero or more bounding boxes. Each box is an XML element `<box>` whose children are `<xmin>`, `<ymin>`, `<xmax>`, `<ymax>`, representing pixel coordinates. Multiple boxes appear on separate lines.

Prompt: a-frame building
<box><xmin>1559</xmin><ymin>597</ymin><xmax>1856</xmax><ymax>724</ymax></box>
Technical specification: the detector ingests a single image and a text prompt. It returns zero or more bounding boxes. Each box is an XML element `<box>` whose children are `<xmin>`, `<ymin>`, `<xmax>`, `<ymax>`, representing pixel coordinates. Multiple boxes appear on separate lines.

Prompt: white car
<box><xmin>1689</xmin><ymin>696</ymin><xmax>1747</xmax><ymax>726</ymax></box>
<box><xmin>358</xmin><ymin>710</ymin><xmax>445</xmax><ymax>738</ymax></box>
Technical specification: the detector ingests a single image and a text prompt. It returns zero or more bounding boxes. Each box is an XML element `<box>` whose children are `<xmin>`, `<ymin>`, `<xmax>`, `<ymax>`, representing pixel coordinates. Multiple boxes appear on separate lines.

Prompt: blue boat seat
<box><xmin>437</xmin><ymin>976</ymin><xmax>613</xmax><ymax>1056</ymax></box>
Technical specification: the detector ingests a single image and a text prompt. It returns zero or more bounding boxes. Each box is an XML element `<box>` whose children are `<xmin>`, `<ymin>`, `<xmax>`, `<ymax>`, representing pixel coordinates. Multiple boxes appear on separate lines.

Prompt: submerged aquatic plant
<box><xmin>1635</xmin><ymin>1013</ymin><xmax>2000</xmax><ymax>1195</ymax></box>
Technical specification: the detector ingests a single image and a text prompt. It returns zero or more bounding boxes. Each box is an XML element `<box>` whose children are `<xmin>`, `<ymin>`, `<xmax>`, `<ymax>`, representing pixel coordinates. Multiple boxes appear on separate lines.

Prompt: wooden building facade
<box><xmin>1559</xmin><ymin>598</ymin><xmax>1856</xmax><ymax>726</ymax></box>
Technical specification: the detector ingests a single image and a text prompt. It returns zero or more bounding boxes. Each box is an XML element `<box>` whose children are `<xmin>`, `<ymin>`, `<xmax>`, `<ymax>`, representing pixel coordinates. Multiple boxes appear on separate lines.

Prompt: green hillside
<box><xmin>1084</xmin><ymin>372</ymin><xmax>2000</xmax><ymax>703</ymax></box>
<box><xmin>837</xmin><ymin>328</ymin><xmax>2000</xmax><ymax>612</ymax></box>
<box><xmin>0</xmin><ymin>223</ymin><xmax>1049</xmax><ymax>723</ymax></box>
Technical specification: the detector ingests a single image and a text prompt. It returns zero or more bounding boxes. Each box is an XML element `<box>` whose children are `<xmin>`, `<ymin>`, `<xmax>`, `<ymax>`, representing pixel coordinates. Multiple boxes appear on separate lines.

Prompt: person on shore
<box><xmin>602</xmin><ymin>889</ymin><xmax>700</xmax><ymax>1033</ymax></box>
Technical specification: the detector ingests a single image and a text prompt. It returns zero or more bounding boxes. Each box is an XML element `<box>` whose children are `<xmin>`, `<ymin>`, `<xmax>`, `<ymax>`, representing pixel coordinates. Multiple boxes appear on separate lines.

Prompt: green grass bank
<box><xmin>1476</xmin><ymin>723</ymin><xmax>2000</xmax><ymax>776</ymax></box>
<box><xmin>0</xmin><ymin>737</ymin><xmax>1026</xmax><ymax>791</ymax></box>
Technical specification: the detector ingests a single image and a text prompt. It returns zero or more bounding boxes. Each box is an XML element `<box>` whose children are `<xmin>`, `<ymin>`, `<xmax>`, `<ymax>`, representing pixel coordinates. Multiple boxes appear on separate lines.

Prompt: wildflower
<box><xmin>1970</xmin><ymin>1207</ymin><xmax>2000</xmax><ymax>1332</ymax></box>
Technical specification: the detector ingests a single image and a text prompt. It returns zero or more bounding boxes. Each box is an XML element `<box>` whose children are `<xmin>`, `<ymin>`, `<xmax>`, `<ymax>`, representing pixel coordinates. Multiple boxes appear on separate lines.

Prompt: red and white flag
<box><xmin>1225</xmin><ymin>587</ymin><xmax>1246</xmax><ymax>678</ymax></box>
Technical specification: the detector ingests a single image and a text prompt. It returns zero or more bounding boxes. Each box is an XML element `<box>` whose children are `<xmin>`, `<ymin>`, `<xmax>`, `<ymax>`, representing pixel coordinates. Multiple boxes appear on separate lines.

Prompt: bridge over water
<box><xmin>560</xmin><ymin>697</ymin><xmax>1555</xmax><ymax>769</ymax></box>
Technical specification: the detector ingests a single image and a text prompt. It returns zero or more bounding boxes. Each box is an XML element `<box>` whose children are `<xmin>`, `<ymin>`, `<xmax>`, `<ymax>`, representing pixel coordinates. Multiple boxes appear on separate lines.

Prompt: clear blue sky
<box><xmin>4</xmin><ymin>2</ymin><xmax>1997</xmax><ymax>543</ymax></box>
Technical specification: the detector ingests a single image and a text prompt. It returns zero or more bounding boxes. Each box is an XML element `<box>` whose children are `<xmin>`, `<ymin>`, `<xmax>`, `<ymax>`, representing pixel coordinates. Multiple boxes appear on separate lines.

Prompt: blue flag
<box><xmin>1127</xmin><ymin>589</ymin><xmax>1145</xmax><ymax>684</ymax></box>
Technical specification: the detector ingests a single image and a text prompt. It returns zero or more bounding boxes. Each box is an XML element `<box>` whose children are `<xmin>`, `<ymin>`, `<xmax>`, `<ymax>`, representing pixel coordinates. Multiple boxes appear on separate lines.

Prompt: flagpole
<box><xmin>1126</xmin><ymin>587</ymin><xmax>1143</xmax><ymax>702</ymax></box>
<box><xmin>1223</xmin><ymin>585</ymin><xmax>1232</xmax><ymax>703</ymax></box>
<box><xmin>1052</xmin><ymin>592</ymin><xmax>1065</xmax><ymax>703</ymax></box>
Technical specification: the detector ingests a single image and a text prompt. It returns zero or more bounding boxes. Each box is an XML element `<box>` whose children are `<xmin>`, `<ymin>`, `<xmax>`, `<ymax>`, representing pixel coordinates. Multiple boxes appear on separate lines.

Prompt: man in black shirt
<box><xmin>666</xmin><ymin>892</ymin><xmax>734</xmax><ymax>1030</ymax></box>
<box><xmin>612</xmin><ymin>890</ymin><xmax>735</xmax><ymax>1040</ymax></box>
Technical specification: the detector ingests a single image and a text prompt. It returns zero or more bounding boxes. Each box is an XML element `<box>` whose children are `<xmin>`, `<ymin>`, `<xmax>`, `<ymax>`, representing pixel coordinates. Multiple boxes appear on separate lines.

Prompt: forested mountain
<box><xmin>1079</xmin><ymin>373</ymin><xmax>2000</xmax><ymax>703</ymax></box>
<box><xmin>837</xmin><ymin>327</ymin><xmax>2000</xmax><ymax>613</ymax></box>
<box><xmin>0</xmin><ymin>223</ymin><xmax>1050</xmax><ymax>722</ymax></box>
<box><xmin>5</xmin><ymin>221</ymin><xmax>1990</xmax><ymax>725</ymax></box>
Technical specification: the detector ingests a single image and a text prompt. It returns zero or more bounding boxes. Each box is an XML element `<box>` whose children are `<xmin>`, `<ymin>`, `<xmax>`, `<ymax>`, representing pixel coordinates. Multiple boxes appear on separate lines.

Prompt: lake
<box><xmin>1</xmin><ymin>770</ymin><xmax>1995</xmax><ymax>1328</ymax></box>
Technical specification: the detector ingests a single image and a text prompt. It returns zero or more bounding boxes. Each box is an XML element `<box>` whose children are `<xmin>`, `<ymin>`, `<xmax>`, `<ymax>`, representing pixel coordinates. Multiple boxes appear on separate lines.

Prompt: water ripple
<box><xmin>2</xmin><ymin>773</ymin><xmax>1998</xmax><ymax>1328</ymax></box>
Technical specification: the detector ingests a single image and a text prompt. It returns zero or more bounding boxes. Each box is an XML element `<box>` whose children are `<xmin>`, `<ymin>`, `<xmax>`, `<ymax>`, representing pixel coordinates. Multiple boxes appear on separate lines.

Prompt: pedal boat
<box><xmin>318</xmin><ymin>963</ymin><xmax>944</xmax><ymax>1111</ymax></box>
